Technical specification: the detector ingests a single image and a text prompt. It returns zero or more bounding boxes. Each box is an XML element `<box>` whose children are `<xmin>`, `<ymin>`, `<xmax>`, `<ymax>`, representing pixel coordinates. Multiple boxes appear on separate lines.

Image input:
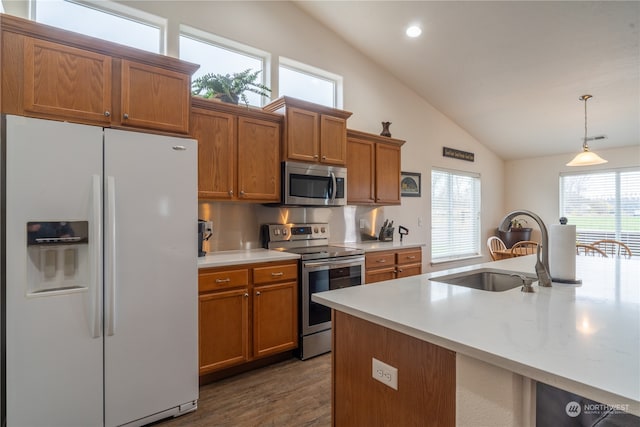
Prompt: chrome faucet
<box><xmin>498</xmin><ymin>210</ymin><xmax>552</xmax><ymax>287</ymax></box>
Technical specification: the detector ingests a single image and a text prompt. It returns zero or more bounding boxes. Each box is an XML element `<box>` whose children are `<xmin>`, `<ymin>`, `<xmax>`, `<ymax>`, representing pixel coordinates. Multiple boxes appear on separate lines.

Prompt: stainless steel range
<box><xmin>261</xmin><ymin>223</ymin><xmax>364</xmax><ymax>360</ymax></box>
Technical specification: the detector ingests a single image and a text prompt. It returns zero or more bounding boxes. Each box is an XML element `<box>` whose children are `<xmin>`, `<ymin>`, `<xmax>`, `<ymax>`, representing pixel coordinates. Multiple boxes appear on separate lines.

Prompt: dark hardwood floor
<box><xmin>156</xmin><ymin>353</ymin><xmax>331</xmax><ymax>427</ymax></box>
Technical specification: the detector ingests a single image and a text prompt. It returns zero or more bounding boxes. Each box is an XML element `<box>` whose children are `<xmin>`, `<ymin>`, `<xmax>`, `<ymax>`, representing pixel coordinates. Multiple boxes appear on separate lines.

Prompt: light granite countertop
<box><xmin>198</xmin><ymin>249</ymin><xmax>300</xmax><ymax>269</ymax></box>
<box><xmin>198</xmin><ymin>241</ymin><xmax>425</xmax><ymax>269</ymax></box>
<box><xmin>312</xmin><ymin>255</ymin><xmax>640</xmax><ymax>415</ymax></box>
<box><xmin>337</xmin><ymin>240</ymin><xmax>425</xmax><ymax>252</ymax></box>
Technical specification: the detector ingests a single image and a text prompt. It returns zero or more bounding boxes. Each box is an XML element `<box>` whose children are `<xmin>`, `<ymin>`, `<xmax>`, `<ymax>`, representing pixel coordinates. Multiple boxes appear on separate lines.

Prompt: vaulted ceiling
<box><xmin>295</xmin><ymin>1</ymin><xmax>640</xmax><ymax>161</ymax></box>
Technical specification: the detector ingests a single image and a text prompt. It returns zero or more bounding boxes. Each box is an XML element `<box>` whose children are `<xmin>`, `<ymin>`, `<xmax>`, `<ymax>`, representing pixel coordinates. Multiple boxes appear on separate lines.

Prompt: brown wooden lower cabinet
<box><xmin>333</xmin><ymin>311</ymin><xmax>455</xmax><ymax>426</ymax></box>
<box><xmin>365</xmin><ymin>247</ymin><xmax>422</xmax><ymax>284</ymax></box>
<box><xmin>253</xmin><ymin>281</ymin><xmax>297</xmax><ymax>358</ymax></box>
<box><xmin>198</xmin><ymin>260</ymin><xmax>298</xmax><ymax>376</ymax></box>
<box><xmin>199</xmin><ymin>288</ymin><xmax>249</xmax><ymax>373</ymax></box>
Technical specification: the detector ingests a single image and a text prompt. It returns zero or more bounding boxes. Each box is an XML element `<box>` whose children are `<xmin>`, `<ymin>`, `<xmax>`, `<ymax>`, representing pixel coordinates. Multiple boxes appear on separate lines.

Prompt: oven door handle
<box><xmin>304</xmin><ymin>257</ymin><xmax>364</xmax><ymax>269</ymax></box>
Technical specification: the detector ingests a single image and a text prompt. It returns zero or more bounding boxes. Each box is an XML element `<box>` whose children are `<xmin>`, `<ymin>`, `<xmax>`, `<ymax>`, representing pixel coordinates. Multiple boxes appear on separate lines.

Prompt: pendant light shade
<box><xmin>566</xmin><ymin>94</ymin><xmax>607</xmax><ymax>166</ymax></box>
<box><xmin>566</xmin><ymin>149</ymin><xmax>608</xmax><ymax>167</ymax></box>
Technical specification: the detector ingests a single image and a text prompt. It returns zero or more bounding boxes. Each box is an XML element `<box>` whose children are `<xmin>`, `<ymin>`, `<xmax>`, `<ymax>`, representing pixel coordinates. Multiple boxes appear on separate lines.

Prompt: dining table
<box><xmin>492</xmin><ymin>249</ymin><xmax>527</xmax><ymax>260</ymax></box>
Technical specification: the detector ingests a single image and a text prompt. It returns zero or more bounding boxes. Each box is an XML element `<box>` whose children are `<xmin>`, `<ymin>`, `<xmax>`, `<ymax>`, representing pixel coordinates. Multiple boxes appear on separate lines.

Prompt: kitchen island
<box><xmin>313</xmin><ymin>255</ymin><xmax>640</xmax><ymax>425</ymax></box>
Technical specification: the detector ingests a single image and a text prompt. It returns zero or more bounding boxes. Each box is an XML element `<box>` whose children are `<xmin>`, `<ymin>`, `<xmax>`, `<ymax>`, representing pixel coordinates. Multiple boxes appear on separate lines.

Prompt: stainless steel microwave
<box><xmin>282</xmin><ymin>161</ymin><xmax>347</xmax><ymax>206</ymax></box>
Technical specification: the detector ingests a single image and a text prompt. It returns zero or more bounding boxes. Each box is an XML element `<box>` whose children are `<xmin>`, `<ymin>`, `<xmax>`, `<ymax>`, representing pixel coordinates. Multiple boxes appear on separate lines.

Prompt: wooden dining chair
<box><xmin>487</xmin><ymin>236</ymin><xmax>507</xmax><ymax>261</ymax></box>
<box><xmin>576</xmin><ymin>243</ymin><xmax>608</xmax><ymax>257</ymax></box>
<box><xmin>510</xmin><ymin>240</ymin><xmax>538</xmax><ymax>256</ymax></box>
<box><xmin>591</xmin><ymin>239</ymin><xmax>633</xmax><ymax>259</ymax></box>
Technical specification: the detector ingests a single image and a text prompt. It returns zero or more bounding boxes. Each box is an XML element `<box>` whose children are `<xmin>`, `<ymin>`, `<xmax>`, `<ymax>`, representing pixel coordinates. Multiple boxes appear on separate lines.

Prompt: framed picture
<box><xmin>400</xmin><ymin>171</ymin><xmax>421</xmax><ymax>197</ymax></box>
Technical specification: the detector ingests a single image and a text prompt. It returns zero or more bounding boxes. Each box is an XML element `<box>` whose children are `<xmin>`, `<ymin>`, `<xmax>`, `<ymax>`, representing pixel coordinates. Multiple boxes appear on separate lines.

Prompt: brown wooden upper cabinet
<box><xmin>22</xmin><ymin>38</ymin><xmax>113</xmax><ymax>125</ymax></box>
<box><xmin>1</xmin><ymin>14</ymin><xmax>198</xmax><ymax>134</ymax></box>
<box><xmin>347</xmin><ymin>129</ymin><xmax>405</xmax><ymax>205</ymax></box>
<box><xmin>120</xmin><ymin>60</ymin><xmax>191</xmax><ymax>133</ymax></box>
<box><xmin>191</xmin><ymin>98</ymin><xmax>281</xmax><ymax>202</ymax></box>
<box><xmin>263</xmin><ymin>96</ymin><xmax>352</xmax><ymax>166</ymax></box>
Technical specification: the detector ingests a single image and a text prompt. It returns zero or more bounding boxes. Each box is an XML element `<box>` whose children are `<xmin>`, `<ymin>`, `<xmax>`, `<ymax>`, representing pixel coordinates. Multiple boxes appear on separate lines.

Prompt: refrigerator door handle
<box><xmin>91</xmin><ymin>174</ymin><xmax>102</xmax><ymax>338</ymax></box>
<box><xmin>106</xmin><ymin>175</ymin><xmax>117</xmax><ymax>336</ymax></box>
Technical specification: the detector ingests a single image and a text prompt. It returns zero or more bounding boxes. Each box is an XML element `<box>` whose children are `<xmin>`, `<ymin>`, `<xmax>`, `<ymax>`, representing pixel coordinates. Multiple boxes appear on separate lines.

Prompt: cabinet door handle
<box><xmin>215</xmin><ymin>278</ymin><xmax>231</xmax><ymax>283</ymax></box>
<box><xmin>244</xmin><ymin>293</ymin><xmax>249</xmax><ymax>297</ymax></box>
<box><xmin>322</xmin><ymin>156</ymin><xmax>326</xmax><ymax>160</ymax></box>
<box><xmin>271</xmin><ymin>272</ymin><xmax>284</xmax><ymax>277</ymax></box>
<box><xmin>376</xmin><ymin>259</ymin><xmax>387</xmax><ymax>263</ymax></box>
<box><xmin>240</xmin><ymin>190</ymin><xmax>245</xmax><ymax>196</ymax></box>
<box><xmin>397</xmin><ymin>269</ymin><xmax>403</xmax><ymax>273</ymax></box>
<box><xmin>256</xmin><ymin>291</ymin><xmax>261</xmax><ymax>296</ymax></box>
<box><xmin>407</xmin><ymin>256</ymin><xmax>416</xmax><ymax>259</ymax></box>
<box><xmin>123</xmin><ymin>113</ymin><xmax>129</xmax><ymax>119</ymax></box>
<box><xmin>228</xmin><ymin>190</ymin><xmax>233</xmax><ymax>196</ymax></box>
<box><xmin>313</xmin><ymin>154</ymin><xmax>319</xmax><ymax>159</ymax></box>
<box><xmin>104</xmin><ymin>111</ymin><xmax>111</xmax><ymax>117</ymax></box>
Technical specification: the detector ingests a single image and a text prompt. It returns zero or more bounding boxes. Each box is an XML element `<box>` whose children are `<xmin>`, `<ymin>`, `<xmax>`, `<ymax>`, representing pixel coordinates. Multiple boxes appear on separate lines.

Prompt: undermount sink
<box><xmin>429</xmin><ymin>268</ymin><xmax>537</xmax><ymax>292</ymax></box>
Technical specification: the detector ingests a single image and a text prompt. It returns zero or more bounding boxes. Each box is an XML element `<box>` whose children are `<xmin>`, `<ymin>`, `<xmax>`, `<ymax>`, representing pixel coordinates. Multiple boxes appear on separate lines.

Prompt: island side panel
<box><xmin>456</xmin><ymin>353</ymin><xmax>533</xmax><ymax>427</ymax></box>
<box><xmin>332</xmin><ymin>311</ymin><xmax>456</xmax><ymax>426</ymax></box>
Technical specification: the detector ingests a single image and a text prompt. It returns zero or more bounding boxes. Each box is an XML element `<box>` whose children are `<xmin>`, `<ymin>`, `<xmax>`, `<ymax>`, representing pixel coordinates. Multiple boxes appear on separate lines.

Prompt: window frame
<box><xmin>30</xmin><ymin>0</ymin><xmax>167</xmax><ymax>54</ymax></box>
<box><xmin>179</xmin><ymin>24</ymin><xmax>271</xmax><ymax>106</ymax></box>
<box><xmin>430</xmin><ymin>167</ymin><xmax>482</xmax><ymax>264</ymax></box>
<box><xmin>559</xmin><ymin>166</ymin><xmax>640</xmax><ymax>255</ymax></box>
<box><xmin>279</xmin><ymin>57</ymin><xmax>343</xmax><ymax>109</ymax></box>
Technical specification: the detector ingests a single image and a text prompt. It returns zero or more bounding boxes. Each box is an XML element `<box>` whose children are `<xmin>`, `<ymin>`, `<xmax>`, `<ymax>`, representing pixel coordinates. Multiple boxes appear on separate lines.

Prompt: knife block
<box><xmin>378</xmin><ymin>227</ymin><xmax>394</xmax><ymax>241</ymax></box>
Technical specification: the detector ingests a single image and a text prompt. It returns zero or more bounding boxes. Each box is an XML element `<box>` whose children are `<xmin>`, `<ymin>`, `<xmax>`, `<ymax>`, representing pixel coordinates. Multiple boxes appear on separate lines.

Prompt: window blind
<box><xmin>560</xmin><ymin>168</ymin><xmax>640</xmax><ymax>255</ymax></box>
<box><xmin>431</xmin><ymin>169</ymin><xmax>481</xmax><ymax>261</ymax></box>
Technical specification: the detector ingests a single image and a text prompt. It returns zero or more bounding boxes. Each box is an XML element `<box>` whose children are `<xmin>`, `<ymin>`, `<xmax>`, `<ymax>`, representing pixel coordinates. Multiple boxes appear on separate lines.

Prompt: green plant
<box><xmin>191</xmin><ymin>69</ymin><xmax>271</xmax><ymax>106</ymax></box>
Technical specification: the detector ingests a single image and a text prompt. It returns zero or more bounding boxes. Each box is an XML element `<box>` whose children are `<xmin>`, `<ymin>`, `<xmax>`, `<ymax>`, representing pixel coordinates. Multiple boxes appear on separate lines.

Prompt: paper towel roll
<box><xmin>549</xmin><ymin>224</ymin><xmax>577</xmax><ymax>281</ymax></box>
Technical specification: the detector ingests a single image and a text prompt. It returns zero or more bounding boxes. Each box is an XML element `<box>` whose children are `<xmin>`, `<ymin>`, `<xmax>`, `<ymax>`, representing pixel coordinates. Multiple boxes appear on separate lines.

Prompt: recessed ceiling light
<box><xmin>406</xmin><ymin>25</ymin><xmax>422</xmax><ymax>38</ymax></box>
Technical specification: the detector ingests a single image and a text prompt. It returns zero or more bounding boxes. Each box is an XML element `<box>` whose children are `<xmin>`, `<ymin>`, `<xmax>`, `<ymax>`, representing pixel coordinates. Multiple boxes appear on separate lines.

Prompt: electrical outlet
<box><xmin>359</xmin><ymin>219</ymin><xmax>366</xmax><ymax>229</ymax></box>
<box><xmin>372</xmin><ymin>357</ymin><xmax>398</xmax><ymax>390</ymax></box>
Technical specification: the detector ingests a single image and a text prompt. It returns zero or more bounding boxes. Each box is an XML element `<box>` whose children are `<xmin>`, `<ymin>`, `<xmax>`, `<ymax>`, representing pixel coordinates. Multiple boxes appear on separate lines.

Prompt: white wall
<box><xmin>4</xmin><ymin>0</ymin><xmax>506</xmax><ymax>271</ymax></box>
<box><xmin>129</xmin><ymin>0</ymin><xmax>506</xmax><ymax>270</ymax></box>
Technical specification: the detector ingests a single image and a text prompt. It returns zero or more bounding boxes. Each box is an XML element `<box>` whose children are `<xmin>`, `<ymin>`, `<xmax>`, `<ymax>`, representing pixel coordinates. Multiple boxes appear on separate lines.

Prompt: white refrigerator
<box><xmin>1</xmin><ymin>115</ymin><xmax>198</xmax><ymax>427</ymax></box>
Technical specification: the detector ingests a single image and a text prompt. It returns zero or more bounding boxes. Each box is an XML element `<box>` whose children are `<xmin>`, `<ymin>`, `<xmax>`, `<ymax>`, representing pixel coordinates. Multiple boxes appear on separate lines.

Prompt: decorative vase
<box><xmin>497</xmin><ymin>228</ymin><xmax>532</xmax><ymax>249</ymax></box>
<box><xmin>215</xmin><ymin>93</ymin><xmax>239</xmax><ymax>105</ymax></box>
<box><xmin>380</xmin><ymin>122</ymin><xmax>392</xmax><ymax>137</ymax></box>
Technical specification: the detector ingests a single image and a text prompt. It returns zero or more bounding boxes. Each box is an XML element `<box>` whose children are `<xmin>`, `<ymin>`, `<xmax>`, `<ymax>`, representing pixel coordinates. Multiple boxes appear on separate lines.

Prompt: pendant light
<box><xmin>566</xmin><ymin>94</ymin><xmax>608</xmax><ymax>166</ymax></box>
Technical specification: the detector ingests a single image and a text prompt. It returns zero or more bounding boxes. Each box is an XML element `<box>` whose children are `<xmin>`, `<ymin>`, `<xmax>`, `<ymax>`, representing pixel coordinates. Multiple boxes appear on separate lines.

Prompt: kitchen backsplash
<box><xmin>198</xmin><ymin>202</ymin><xmax>385</xmax><ymax>253</ymax></box>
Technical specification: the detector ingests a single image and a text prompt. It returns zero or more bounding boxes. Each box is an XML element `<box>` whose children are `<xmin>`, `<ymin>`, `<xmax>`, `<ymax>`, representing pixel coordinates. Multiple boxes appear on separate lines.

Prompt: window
<box><xmin>431</xmin><ymin>169</ymin><xmax>481</xmax><ymax>262</ymax></box>
<box><xmin>180</xmin><ymin>26</ymin><xmax>269</xmax><ymax>107</ymax></box>
<box><xmin>560</xmin><ymin>168</ymin><xmax>640</xmax><ymax>255</ymax></box>
<box><xmin>32</xmin><ymin>0</ymin><xmax>164</xmax><ymax>53</ymax></box>
<box><xmin>279</xmin><ymin>58</ymin><xmax>341</xmax><ymax>108</ymax></box>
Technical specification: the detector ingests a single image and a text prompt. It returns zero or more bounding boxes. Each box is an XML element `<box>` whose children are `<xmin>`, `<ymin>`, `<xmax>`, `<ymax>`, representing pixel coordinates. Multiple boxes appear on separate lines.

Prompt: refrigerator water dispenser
<box><xmin>26</xmin><ymin>221</ymin><xmax>89</xmax><ymax>295</ymax></box>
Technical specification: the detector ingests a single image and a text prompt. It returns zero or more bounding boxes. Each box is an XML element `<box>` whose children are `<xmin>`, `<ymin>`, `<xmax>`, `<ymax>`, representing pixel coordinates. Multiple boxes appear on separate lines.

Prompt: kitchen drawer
<box><xmin>365</xmin><ymin>267</ymin><xmax>396</xmax><ymax>284</ymax></box>
<box><xmin>396</xmin><ymin>264</ymin><xmax>422</xmax><ymax>278</ymax></box>
<box><xmin>199</xmin><ymin>268</ymin><xmax>249</xmax><ymax>292</ymax></box>
<box><xmin>396</xmin><ymin>249</ymin><xmax>422</xmax><ymax>265</ymax></box>
<box><xmin>253</xmin><ymin>263</ymin><xmax>298</xmax><ymax>285</ymax></box>
<box><xmin>365</xmin><ymin>251</ymin><xmax>395</xmax><ymax>268</ymax></box>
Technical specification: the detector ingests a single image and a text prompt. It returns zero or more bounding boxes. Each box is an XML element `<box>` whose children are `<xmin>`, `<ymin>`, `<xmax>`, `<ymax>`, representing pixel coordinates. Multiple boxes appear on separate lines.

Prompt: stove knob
<box><xmin>283</xmin><ymin>229</ymin><xmax>288</xmax><ymax>235</ymax></box>
<box><xmin>314</xmin><ymin>227</ymin><xmax>319</xmax><ymax>234</ymax></box>
<box><xmin>274</xmin><ymin>229</ymin><xmax>280</xmax><ymax>236</ymax></box>
<box><xmin>321</xmin><ymin>227</ymin><xmax>326</xmax><ymax>233</ymax></box>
